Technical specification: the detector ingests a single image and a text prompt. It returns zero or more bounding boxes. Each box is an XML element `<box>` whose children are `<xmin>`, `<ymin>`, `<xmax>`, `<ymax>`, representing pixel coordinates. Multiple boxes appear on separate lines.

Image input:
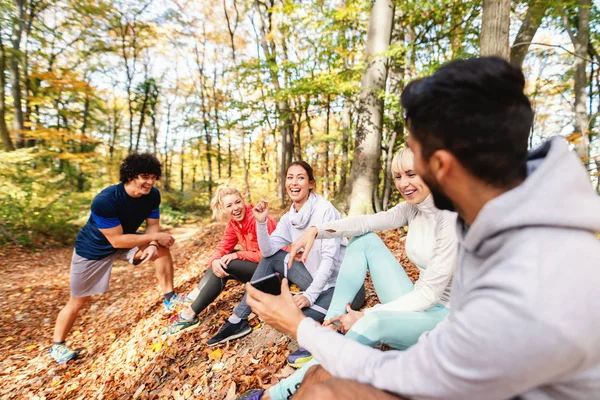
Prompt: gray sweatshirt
<box><xmin>297</xmin><ymin>137</ymin><xmax>600</xmax><ymax>399</ymax></box>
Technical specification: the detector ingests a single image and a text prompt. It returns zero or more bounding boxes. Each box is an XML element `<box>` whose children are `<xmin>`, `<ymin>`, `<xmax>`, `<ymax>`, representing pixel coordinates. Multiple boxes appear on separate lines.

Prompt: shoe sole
<box><xmin>207</xmin><ymin>326</ymin><xmax>252</xmax><ymax>347</ymax></box>
<box><xmin>287</xmin><ymin>357</ymin><xmax>313</xmax><ymax>369</ymax></box>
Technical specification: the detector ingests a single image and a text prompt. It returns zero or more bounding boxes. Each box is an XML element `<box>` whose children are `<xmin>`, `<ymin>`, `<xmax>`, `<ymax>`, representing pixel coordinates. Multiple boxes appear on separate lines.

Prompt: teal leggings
<box><xmin>268</xmin><ymin>233</ymin><xmax>449</xmax><ymax>400</ymax></box>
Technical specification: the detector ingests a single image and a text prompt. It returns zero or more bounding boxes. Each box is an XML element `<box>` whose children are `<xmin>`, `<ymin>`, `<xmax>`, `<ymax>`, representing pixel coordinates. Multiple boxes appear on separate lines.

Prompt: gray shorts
<box><xmin>70</xmin><ymin>247</ymin><xmax>140</xmax><ymax>298</ymax></box>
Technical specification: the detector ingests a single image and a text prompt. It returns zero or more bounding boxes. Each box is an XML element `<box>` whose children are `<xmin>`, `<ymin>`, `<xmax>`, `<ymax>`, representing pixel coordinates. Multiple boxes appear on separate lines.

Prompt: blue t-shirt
<box><xmin>75</xmin><ymin>183</ymin><xmax>161</xmax><ymax>260</ymax></box>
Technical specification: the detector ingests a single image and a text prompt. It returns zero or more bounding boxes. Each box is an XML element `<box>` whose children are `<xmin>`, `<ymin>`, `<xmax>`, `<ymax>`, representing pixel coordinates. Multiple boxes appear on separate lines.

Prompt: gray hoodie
<box><xmin>297</xmin><ymin>137</ymin><xmax>600</xmax><ymax>399</ymax></box>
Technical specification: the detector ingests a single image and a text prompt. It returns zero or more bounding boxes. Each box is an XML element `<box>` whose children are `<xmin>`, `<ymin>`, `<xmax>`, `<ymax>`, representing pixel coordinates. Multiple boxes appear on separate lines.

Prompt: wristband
<box><xmin>149</xmin><ymin>243</ymin><xmax>159</xmax><ymax>249</ymax></box>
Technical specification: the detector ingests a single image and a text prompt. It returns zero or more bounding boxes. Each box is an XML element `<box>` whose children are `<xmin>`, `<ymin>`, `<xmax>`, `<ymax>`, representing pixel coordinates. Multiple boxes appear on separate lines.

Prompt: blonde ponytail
<box><xmin>210</xmin><ymin>185</ymin><xmax>243</xmax><ymax>221</ymax></box>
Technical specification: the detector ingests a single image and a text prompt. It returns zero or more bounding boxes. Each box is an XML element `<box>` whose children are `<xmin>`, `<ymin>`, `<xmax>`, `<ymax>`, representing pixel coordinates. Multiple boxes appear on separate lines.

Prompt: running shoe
<box><xmin>207</xmin><ymin>320</ymin><xmax>252</xmax><ymax>346</ymax></box>
<box><xmin>165</xmin><ymin>313</ymin><xmax>200</xmax><ymax>335</ymax></box>
<box><xmin>49</xmin><ymin>343</ymin><xmax>77</xmax><ymax>363</ymax></box>
<box><xmin>163</xmin><ymin>293</ymin><xmax>187</xmax><ymax>312</ymax></box>
<box><xmin>287</xmin><ymin>347</ymin><xmax>313</xmax><ymax>368</ymax></box>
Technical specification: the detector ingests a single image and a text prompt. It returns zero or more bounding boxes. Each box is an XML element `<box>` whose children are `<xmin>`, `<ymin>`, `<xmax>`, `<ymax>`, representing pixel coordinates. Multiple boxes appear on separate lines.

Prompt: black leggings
<box><xmin>190</xmin><ymin>259</ymin><xmax>258</xmax><ymax>315</ymax></box>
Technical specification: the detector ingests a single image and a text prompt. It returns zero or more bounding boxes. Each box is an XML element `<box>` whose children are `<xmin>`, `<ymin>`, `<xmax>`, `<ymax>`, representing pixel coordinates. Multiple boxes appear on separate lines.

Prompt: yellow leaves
<box><xmin>24</xmin><ymin>345</ymin><xmax>37</xmax><ymax>351</ymax></box>
<box><xmin>566</xmin><ymin>132</ymin><xmax>583</xmax><ymax>144</ymax></box>
<box><xmin>72</xmin><ymin>330</ymin><xmax>81</xmax><ymax>337</ymax></box>
<box><xmin>31</xmin><ymin>69</ymin><xmax>92</xmax><ymax>92</ymax></box>
<box><xmin>151</xmin><ymin>341</ymin><xmax>165</xmax><ymax>352</ymax></box>
<box><xmin>208</xmin><ymin>348</ymin><xmax>222</xmax><ymax>361</ymax></box>
<box><xmin>24</xmin><ymin>288</ymin><xmax>32</xmax><ymax>293</ymax></box>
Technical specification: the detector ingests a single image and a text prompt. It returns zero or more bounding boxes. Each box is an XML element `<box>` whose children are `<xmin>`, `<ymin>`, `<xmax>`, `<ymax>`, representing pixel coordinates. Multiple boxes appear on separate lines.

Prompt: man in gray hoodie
<box><xmin>244</xmin><ymin>57</ymin><xmax>600</xmax><ymax>400</ymax></box>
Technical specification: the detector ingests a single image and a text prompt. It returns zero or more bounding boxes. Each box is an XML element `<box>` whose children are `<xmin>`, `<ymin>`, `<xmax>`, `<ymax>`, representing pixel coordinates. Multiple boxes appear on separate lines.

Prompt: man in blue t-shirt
<box><xmin>50</xmin><ymin>153</ymin><xmax>185</xmax><ymax>364</ymax></box>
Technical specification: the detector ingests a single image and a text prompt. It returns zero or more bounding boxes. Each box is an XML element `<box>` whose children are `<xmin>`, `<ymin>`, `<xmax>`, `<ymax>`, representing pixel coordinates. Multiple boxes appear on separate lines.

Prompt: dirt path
<box><xmin>0</xmin><ymin>225</ymin><xmax>415</xmax><ymax>399</ymax></box>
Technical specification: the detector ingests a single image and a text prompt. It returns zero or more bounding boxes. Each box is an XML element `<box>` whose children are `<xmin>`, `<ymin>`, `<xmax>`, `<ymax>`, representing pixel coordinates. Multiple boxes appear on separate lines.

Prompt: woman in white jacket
<box><xmin>240</xmin><ymin>148</ymin><xmax>457</xmax><ymax>400</ymax></box>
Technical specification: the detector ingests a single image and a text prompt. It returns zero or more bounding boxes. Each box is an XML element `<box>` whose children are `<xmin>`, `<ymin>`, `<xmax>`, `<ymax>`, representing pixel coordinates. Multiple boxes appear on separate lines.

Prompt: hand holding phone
<box><xmin>250</xmin><ymin>272</ymin><xmax>282</xmax><ymax>295</ymax></box>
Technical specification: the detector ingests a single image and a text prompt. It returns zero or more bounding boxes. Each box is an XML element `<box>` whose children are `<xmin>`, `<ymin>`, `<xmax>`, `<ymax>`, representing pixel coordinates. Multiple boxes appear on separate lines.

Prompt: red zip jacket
<box><xmin>208</xmin><ymin>204</ymin><xmax>278</xmax><ymax>267</ymax></box>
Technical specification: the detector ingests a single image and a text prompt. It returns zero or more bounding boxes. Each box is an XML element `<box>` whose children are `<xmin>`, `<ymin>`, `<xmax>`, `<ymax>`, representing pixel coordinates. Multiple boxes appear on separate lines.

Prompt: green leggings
<box><xmin>268</xmin><ymin>232</ymin><xmax>449</xmax><ymax>400</ymax></box>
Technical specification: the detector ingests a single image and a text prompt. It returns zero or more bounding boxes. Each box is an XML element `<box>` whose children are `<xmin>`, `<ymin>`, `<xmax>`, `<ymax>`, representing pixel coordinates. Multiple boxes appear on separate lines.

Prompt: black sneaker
<box><xmin>207</xmin><ymin>319</ymin><xmax>252</xmax><ymax>346</ymax></box>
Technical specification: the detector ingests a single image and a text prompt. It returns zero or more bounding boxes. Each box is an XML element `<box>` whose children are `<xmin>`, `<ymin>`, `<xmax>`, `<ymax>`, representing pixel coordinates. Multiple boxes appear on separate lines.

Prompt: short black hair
<box><xmin>401</xmin><ymin>57</ymin><xmax>534</xmax><ymax>187</ymax></box>
<box><xmin>119</xmin><ymin>153</ymin><xmax>162</xmax><ymax>183</ymax></box>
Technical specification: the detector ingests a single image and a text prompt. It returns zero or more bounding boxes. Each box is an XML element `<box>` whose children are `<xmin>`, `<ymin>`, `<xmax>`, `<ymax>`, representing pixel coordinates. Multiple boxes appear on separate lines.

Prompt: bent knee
<box><xmin>348</xmin><ymin>232</ymin><xmax>380</xmax><ymax>248</ymax></box>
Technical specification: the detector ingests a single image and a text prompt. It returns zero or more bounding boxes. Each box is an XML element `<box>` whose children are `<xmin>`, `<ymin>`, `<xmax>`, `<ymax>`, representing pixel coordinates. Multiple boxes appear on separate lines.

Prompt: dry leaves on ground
<box><xmin>0</xmin><ymin>224</ymin><xmax>416</xmax><ymax>399</ymax></box>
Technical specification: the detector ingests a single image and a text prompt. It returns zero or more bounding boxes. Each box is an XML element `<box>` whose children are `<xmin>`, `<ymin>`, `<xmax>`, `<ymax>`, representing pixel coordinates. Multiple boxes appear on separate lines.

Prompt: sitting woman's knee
<box><xmin>346</xmin><ymin>312</ymin><xmax>382</xmax><ymax>342</ymax></box>
<box><xmin>348</xmin><ymin>232</ymin><xmax>380</xmax><ymax>248</ymax></box>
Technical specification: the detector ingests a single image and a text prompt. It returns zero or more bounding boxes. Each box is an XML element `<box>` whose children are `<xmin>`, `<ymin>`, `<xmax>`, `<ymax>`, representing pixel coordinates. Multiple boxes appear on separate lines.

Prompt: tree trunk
<box><xmin>323</xmin><ymin>95</ymin><xmax>331</xmax><ymax>199</ymax></box>
<box><xmin>180</xmin><ymin>136</ymin><xmax>185</xmax><ymax>193</ymax></box>
<box><xmin>480</xmin><ymin>0</ymin><xmax>510</xmax><ymax>59</ymax></box>
<box><xmin>382</xmin><ymin>127</ymin><xmax>399</xmax><ymax>210</ymax></box>
<box><xmin>569</xmin><ymin>0</ymin><xmax>591</xmax><ymax>161</ymax></box>
<box><xmin>347</xmin><ymin>0</ymin><xmax>395</xmax><ymax>216</ymax></box>
<box><xmin>339</xmin><ymin>105</ymin><xmax>351</xmax><ymax>195</ymax></box>
<box><xmin>293</xmin><ymin>105</ymin><xmax>302</xmax><ymax>161</ymax></box>
<box><xmin>10</xmin><ymin>0</ymin><xmax>25</xmax><ymax>148</ymax></box>
<box><xmin>254</xmin><ymin>0</ymin><xmax>294</xmax><ymax>204</ymax></box>
<box><xmin>135</xmin><ymin>77</ymin><xmax>152</xmax><ymax>152</ymax></box>
<box><xmin>196</xmin><ymin>42</ymin><xmax>213</xmax><ymax>197</ymax></box>
<box><xmin>212</xmin><ymin>66</ymin><xmax>222</xmax><ymax>179</ymax></box>
<box><xmin>509</xmin><ymin>0</ymin><xmax>547</xmax><ymax>68</ymax></box>
<box><xmin>241</xmin><ymin>131</ymin><xmax>251</xmax><ymax>198</ymax></box>
<box><xmin>163</xmin><ymin>102</ymin><xmax>172</xmax><ymax>191</ymax></box>
<box><xmin>0</xmin><ymin>35</ymin><xmax>15</xmax><ymax>151</ymax></box>
<box><xmin>382</xmin><ymin>20</ymin><xmax>406</xmax><ymax>210</ymax></box>
<box><xmin>224</xmin><ymin>0</ymin><xmax>250</xmax><ymax>195</ymax></box>
<box><xmin>595</xmin><ymin>157</ymin><xmax>600</xmax><ymax>193</ymax></box>
<box><xmin>228</xmin><ymin>134</ymin><xmax>232</xmax><ymax>178</ymax></box>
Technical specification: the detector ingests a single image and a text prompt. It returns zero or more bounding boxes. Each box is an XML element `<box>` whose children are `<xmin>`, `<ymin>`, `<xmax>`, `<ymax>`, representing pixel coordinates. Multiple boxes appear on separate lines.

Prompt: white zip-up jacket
<box><xmin>318</xmin><ymin>195</ymin><xmax>457</xmax><ymax>311</ymax></box>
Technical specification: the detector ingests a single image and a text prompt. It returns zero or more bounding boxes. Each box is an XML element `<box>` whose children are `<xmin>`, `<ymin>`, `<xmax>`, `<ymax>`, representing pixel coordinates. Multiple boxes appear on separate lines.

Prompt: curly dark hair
<box><xmin>401</xmin><ymin>57</ymin><xmax>533</xmax><ymax>188</ymax></box>
<box><xmin>119</xmin><ymin>153</ymin><xmax>162</xmax><ymax>183</ymax></box>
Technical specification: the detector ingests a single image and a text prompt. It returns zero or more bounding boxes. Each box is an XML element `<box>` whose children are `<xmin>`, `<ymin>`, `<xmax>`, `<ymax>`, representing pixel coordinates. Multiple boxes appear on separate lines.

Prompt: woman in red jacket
<box><xmin>164</xmin><ymin>185</ymin><xmax>277</xmax><ymax>335</ymax></box>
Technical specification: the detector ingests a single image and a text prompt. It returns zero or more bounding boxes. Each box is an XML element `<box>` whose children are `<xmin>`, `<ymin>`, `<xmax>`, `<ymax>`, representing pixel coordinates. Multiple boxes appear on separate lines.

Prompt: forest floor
<box><xmin>0</xmin><ymin>221</ymin><xmax>418</xmax><ymax>400</ymax></box>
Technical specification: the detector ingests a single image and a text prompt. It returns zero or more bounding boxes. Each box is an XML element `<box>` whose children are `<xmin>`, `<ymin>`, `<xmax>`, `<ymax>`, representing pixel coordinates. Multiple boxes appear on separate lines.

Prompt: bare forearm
<box><xmin>109</xmin><ymin>233</ymin><xmax>159</xmax><ymax>249</ymax></box>
<box><xmin>144</xmin><ymin>222</ymin><xmax>161</xmax><ymax>245</ymax></box>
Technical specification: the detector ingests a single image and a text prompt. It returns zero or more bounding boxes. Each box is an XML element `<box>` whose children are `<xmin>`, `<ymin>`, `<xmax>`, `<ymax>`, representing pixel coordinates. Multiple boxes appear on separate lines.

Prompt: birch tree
<box><xmin>347</xmin><ymin>0</ymin><xmax>395</xmax><ymax>215</ymax></box>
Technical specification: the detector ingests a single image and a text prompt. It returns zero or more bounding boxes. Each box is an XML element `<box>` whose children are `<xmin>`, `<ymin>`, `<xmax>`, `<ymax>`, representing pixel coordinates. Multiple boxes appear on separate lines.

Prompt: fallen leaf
<box><xmin>211</xmin><ymin>362</ymin><xmax>225</xmax><ymax>372</ymax></box>
<box><xmin>208</xmin><ymin>348</ymin><xmax>222</xmax><ymax>361</ymax></box>
<box><xmin>133</xmin><ymin>383</ymin><xmax>145</xmax><ymax>399</ymax></box>
<box><xmin>151</xmin><ymin>342</ymin><xmax>164</xmax><ymax>352</ymax></box>
<box><xmin>224</xmin><ymin>381</ymin><xmax>236</xmax><ymax>400</ymax></box>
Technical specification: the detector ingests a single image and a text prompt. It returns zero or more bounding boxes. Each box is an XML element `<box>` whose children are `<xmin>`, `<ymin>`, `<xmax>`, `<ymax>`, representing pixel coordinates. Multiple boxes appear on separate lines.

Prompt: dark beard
<box><xmin>420</xmin><ymin>173</ymin><xmax>455</xmax><ymax>212</ymax></box>
<box><xmin>429</xmin><ymin>185</ymin><xmax>455</xmax><ymax>211</ymax></box>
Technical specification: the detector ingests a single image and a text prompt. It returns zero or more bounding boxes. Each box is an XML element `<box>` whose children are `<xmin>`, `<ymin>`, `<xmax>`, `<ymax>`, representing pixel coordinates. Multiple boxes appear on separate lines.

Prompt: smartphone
<box><xmin>251</xmin><ymin>272</ymin><xmax>281</xmax><ymax>295</ymax></box>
